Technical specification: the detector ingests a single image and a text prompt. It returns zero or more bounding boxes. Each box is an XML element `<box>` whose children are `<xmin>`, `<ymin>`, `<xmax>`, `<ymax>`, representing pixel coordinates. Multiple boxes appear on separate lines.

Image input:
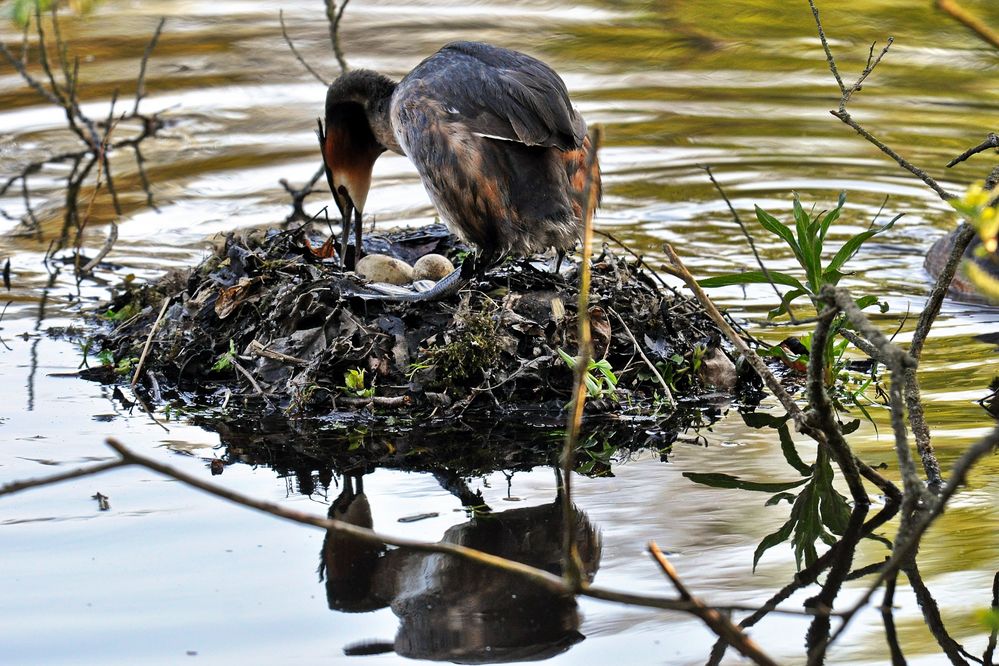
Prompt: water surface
<box><xmin>2</xmin><ymin>0</ymin><xmax>998</xmax><ymax>663</ymax></box>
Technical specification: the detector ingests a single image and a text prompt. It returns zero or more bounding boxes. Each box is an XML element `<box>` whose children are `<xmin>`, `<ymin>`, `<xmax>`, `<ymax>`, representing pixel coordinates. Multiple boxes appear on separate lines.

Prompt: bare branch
<box><xmin>649</xmin><ymin>542</ymin><xmax>779</xmax><ymax>666</ymax></box>
<box><xmin>703</xmin><ymin>165</ymin><xmax>798</xmax><ymax>323</ymax></box>
<box><xmin>807</xmin><ymin>0</ymin><xmax>954</xmax><ymax>202</ymax></box>
<box><xmin>935</xmin><ymin>0</ymin><xmax>999</xmax><ymax>50</ymax></box>
<box><xmin>608</xmin><ymin>306</ymin><xmax>674</xmax><ymax>406</ymax></box>
<box><xmin>279</xmin><ymin>10</ymin><xmax>329</xmax><ymax>86</ymax></box>
<box><xmin>325</xmin><ymin>0</ymin><xmax>350</xmax><ymax>75</ymax></box>
<box><xmin>947</xmin><ymin>133</ymin><xmax>999</xmax><ymax>168</ymax></box>
<box><xmin>133</xmin><ymin>17</ymin><xmax>166</xmax><ymax>115</ymax></box>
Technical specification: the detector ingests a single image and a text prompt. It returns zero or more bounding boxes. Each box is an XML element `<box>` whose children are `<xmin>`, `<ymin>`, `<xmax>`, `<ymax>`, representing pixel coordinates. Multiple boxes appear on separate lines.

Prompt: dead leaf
<box><xmin>215</xmin><ymin>277</ymin><xmax>258</xmax><ymax>319</ymax></box>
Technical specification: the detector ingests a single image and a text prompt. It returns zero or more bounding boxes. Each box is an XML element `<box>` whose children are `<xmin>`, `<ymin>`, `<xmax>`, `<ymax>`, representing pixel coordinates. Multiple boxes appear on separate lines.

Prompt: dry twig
<box><xmin>279</xmin><ymin>9</ymin><xmax>329</xmax><ymax>86</ymax></box>
<box><xmin>934</xmin><ymin>0</ymin><xmax>999</xmax><ymax>50</ymax></box>
<box><xmin>560</xmin><ymin>125</ymin><xmax>603</xmax><ymax>590</ymax></box>
<box><xmin>608</xmin><ymin>307</ymin><xmax>674</xmax><ymax>406</ymax></box>
<box><xmin>130</xmin><ymin>296</ymin><xmax>172</xmax><ymax>387</ymax></box>
<box><xmin>649</xmin><ymin>542</ymin><xmax>778</xmax><ymax>666</ymax></box>
<box><xmin>325</xmin><ymin>0</ymin><xmax>350</xmax><ymax>75</ymax></box>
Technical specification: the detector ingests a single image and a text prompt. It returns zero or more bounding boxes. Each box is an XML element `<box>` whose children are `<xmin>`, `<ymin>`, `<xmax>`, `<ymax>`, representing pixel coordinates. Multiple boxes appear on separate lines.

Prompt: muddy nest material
<box><xmin>94</xmin><ymin>224</ymin><xmax>758</xmax><ymax>418</ymax></box>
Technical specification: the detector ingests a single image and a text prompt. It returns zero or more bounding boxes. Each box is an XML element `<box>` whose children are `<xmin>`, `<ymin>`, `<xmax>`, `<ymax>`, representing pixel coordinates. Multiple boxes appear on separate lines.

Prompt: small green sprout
<box><xmin>211</xmin><ymin>339</ymin><xmax>237</xmax><ymax>372</ymax></box>
<box><xmin>558</xmin><ymin>348</ymin><xmax>618</xmax><ymax>400</ymax></box>
<box><xmin>341</xmin><ymin>368</ymin><xmax>375</xmax><ymax>398</ymax></box>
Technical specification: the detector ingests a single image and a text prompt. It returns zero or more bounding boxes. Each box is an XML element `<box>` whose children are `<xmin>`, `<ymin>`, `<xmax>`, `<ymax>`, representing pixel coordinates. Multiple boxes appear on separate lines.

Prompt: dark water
<box><xmin>2</xmin><ymin>0</ymin><xmax>998</xmax><ymax>663</ymax></box>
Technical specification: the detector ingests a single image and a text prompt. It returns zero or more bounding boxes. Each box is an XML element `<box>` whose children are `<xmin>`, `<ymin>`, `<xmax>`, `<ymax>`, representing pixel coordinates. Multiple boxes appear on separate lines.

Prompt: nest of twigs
<box><xmin>88</xmin><ymin>223</ymin><xmax>760</xmax><ymax>422</ymax></box>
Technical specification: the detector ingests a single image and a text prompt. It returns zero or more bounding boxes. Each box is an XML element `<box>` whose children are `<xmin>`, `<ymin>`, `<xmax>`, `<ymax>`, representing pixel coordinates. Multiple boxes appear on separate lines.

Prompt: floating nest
<box><xmin>88</xmin><ymin>223</ymin><xmax>762</xmax><ymax>431</ymax></box>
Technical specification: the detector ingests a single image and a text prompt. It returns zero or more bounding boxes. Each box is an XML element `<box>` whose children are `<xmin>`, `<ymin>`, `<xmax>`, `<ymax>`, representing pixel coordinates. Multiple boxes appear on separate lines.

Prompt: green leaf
<box><xmin>778</xmin><ymin>422</ymin><xmax>812</xmax><ymax>476</ymax></box>
<box><xmin>557</xmin><ymin>348</ymin><xmax>577</xmax><ymax>369</ymax></box>
<box><xmin>818</xmin><ymin>192</ymin><xmax>847</xmax><ymax>244</ymax></box>
<box><xmin>753</xmin><ymin>515</ymin><xmax>796</xmax><ymax>572</ymax></box>
<box><xmin>791</xmin><ymin>484</ymin><xmax>821</xmax><ymax>569</ymax></box>
<box><xmin>850</xmin><ymin>393</ymin><xmax>880</xmax><ymax>433</ymax></box>
<box><xmin>854</xmin><ymin>295</ymin><xmax>879</xmax><ymax>310</ymax></box>
<box><xmin>756</xmin><ymin>206</ymin><xmax>806</xmax><ymax>268</ymax></box>
<box><xmin>841</xmin><ymin>418</ymin><xmax>862</xmax><ymax>435</ymax></box>
<box><xmin>765</xmin><ymin>492</ymin><xmax>798</xmax><ymax>506</ymax></box>
<box><xmin>827</xmin><ymin>213</ymin><xmax>901</xmax><ymax>274</ymax></box>
<box><xmin>819</xmin><ymin>486</ymin><xmax>852</xmax><ymax>536</ymax></box>
<box><xmin>592</xmin><ymin>359</ymin><xmax>618</xmax><ymax>386</ymax></box>
<box><xmin>683</xmin><ymin>472</ymin><xmax>809</xmax><ymax>493</ymax></box>
<box><xmin>768</xmin><ymin>288</ymin><xmax>808</xmax><ymax>319</ymax></box>
<box><xmin>822</xmin><ymin>268</ymin><xmax>845</xmax><ymax>287</ymax></box>
<box><xmin>792</xmin><ymin>195</ymin><xmax>820</xmax><ymax>291</ymax></box>
<box><xmin>974</xmin><ymin>608</ymin><xmax>999</xmax><ymax>633</ymax></box>
<box><xmin>699</xmin><ymin>270</ymin><xmax>808</xmax><ymax>291</ymax></box>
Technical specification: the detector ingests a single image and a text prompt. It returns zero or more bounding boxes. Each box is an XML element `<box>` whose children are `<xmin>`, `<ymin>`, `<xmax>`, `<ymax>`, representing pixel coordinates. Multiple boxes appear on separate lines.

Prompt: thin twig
<box><xmin>0</xmin><ymin>459</ymin><xmax>126</xmax><ymax>497</ymax></box>
<box><xmin>133</xmin><ymin>18</ymin><xmax>166</xmax><ymax>115</ymax></box>
<box><xmin>935</xmin><ymin>0</ymin><xmax>999</xmax><ymax>50</ymax></box>
<box><xmin>608</xmin><ymin>306</ymin><xmax>674</xmax><ymax>406</ymax></box>
<box><xmin>279</xmin><ymin>9</ymin><xmax>329</xmax><ymax>86</ymax></box>
<box><xmin>649</xmin><ymin>542</ymin><xmax>778</xmax><ymax>666</ymax></box>
<box><xmin>807</xmin><ymin>0</ymin><xmax>846</xmax><ymax>94</ymax></box>
<box><xmin>247</xmin><ymin>339</ymin><xmax>308</xmax><ymax>366</ymax></box>
<box><xmin>947</xmin><ymin>133</ymin><xmax>999</xmax><ymax>168</ymax></box>
<box><xmin>560</xmin><ymin>125</ymin><xmax>602</xmax><ymax>590</ymax></box>
<box><xmin>807</xmin><ymin>0</ymin><xmax>953</xmax><ymax>202</ymax></box>
<box><xmin>325</xmin><ymin>0</ymin><xmax>350</xmax><ymax>75</ymax></box>
<box><xmin>703</xmin><ymin>165</ymin><xmax>797</xmax><ymax>323</ymax></box>
<box><xmin>130</xmin><ymin>296</ymin><xmax>172</xmax><ymax>387</ymax></box>
<box><xmin>230</xmin><ymin>357</ymin><xmax>275</xmax><ymax>409</ymax></box>
<box><xmin>79</xmin><ymin>221</ymin><xmax>118</xmax><ymax>275</ymax></box>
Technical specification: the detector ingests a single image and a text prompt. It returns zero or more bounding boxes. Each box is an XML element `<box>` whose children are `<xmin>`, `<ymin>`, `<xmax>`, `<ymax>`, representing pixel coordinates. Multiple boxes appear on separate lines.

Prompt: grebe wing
<box><xmin>400</xmin><ymin>41</ymin><xmax>586</xmax><ymax>151</ymax></box>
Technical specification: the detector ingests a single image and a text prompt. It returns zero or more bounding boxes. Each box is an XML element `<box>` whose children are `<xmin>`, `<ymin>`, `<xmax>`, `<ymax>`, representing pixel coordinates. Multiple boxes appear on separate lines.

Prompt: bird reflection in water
<box><xmin>319</xmin><ymin>473</ymin><xmax>601</xmax><ymax>661</ymax></box>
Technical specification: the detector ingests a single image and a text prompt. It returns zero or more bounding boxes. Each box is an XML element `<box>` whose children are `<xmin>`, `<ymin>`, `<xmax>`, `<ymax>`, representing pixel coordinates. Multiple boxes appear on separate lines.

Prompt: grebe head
<box><xmin>318</xmin><ymin>70</ymin><xmax>396</xmax><ymax>221</ymax></box>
